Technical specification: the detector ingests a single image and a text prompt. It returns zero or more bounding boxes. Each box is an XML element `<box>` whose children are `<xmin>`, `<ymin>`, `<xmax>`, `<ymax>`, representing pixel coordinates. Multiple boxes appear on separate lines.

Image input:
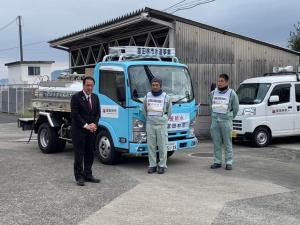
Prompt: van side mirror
<box><xmin>269</xmin><ymin>95</ymin><xmax>279</xmax><ymax>103</ymax></box>
<box><xmin>117</xmin><ymin>86</ymin><xmax>126</xmax><ymax>104</ymax></box>
<box><xmin>210</xmin><ymin>83</ymin><xmax>216</xmax><ymax>92</ymax></box>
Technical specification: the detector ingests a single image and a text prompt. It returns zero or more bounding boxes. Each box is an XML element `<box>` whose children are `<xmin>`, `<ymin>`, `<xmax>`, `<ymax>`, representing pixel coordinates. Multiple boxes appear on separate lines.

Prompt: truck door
<box><xmin>98</xmin><ymin>67</ymin><xmax>129</xmax><ymax>149</ymax></box>
<box><xmin>294</xmin><ymin>83</ymin><xmax>300</xmax><ymax>133</ymax></box>
<box><xmin>266</xmin><ymin>83</ymin><xmax>294</xmax><ymax>135</ymax></box>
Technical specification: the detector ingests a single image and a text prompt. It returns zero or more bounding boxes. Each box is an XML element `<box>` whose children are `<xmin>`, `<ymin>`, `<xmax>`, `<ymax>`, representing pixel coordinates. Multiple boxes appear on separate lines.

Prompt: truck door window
<box><xmin>99</xmin><ymin>70</ymin><xmax>125</xmax><ymax>106</ymax></box>
<box><xmin>269</xmin><ymin>84</ymin><xmax>291</xmax><ymax>105</ymax></box>
<box><xmin>295</xmin><ymin>84</ymin><xmax>300</xmax><ymax>103</ymax></box>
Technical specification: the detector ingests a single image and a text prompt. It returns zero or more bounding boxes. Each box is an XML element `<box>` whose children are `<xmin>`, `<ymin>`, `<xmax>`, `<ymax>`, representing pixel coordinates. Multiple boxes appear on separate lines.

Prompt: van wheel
<box><xmin>95</xmin><ymin>130</ymin><xmax>119</xmax><ymax>165</ymax></box>
<box><xmin>252</xmin><ymin>127</ymin><xmax>271</xmax><ymax>147</ymax></box>
<box><xmin>38</xmin><ymin>123</ymin><xmax>66</xmax><ymax>153</ymax></box>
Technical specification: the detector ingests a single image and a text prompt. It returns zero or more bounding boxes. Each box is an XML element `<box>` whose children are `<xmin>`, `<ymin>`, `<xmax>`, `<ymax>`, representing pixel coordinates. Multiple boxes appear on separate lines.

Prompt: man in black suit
<box><xmin>71</xmin><ymin>76</ymin><xmax>101</xmax><ymax>186</ymax></box>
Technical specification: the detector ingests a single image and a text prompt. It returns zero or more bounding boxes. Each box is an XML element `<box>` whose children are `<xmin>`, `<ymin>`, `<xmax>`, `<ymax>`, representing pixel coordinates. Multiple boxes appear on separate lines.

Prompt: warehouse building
<box><xmin>49</xmin><ymin>7</ymin><xmax>300</xmax><ymax>136</ymax></box>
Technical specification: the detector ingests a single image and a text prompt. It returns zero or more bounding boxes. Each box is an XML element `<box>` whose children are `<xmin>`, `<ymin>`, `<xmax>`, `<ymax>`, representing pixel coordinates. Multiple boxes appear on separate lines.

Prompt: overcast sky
<box><xmin>0</xmin><ymin>0</ymin><xmax>299</xmax><ymax>78</ymax></box>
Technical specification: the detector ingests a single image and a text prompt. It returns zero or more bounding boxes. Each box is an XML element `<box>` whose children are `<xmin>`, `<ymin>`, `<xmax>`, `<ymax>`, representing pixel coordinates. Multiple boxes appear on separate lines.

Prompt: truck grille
<box><xmin>168</xmin><ymin>131</ymin><xmax>188</xmax><ymax>141</ymax></box>
<box><xmin>233</xmin><ymin>120</ymin><xmax>242</xmax><ymax>131</ymax></box>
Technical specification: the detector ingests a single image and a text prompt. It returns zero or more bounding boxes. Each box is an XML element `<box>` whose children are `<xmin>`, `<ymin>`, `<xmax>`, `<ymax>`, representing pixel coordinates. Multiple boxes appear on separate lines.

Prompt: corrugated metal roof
<box><xmin>49</xmin><ymin>7</ymin><xmax>300</xmax><ymax>56</ymax></box>
<box><xmin>49</xmin><ymin>8</ymin><xmax>146</xmax><ymax>43</ymax></box>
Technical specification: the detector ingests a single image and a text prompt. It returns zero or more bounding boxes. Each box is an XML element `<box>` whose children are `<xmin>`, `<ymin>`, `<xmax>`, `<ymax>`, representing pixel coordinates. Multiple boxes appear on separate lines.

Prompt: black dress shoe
<box><xmin>225</xmin><ymin>165</ymin><xmax>232</xmax><ymax>170</ymax></box>
<box><xmin>210</xmin><ymin>163</ymin><xmax>222</xmax><ymax>169</ymax></box>
<box><xmin>76</xmin><ymin>177</ymin><xmax>85</xmax><ymax>186</ymax></box>
<box><xmin>85</xmin><ymin>176</ymin><xmax>100</xmax><ymax>183</ymax></box>
<box><xmin>157</xmin><ymin>167</ymin><xmax>165</xmax><ymax>174</ymax></box>
<box><xmin>148</xmin><ymin>167</ymin><xmax>157</xmax><ymax>174</ymax></box>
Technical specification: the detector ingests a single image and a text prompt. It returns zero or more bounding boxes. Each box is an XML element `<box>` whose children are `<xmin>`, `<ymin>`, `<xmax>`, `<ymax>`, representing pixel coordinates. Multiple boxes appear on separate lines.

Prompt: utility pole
<box><xmin>17</xmin><ymin>16</ymin><xmax>23</xmax><ymax>62</ymax></box>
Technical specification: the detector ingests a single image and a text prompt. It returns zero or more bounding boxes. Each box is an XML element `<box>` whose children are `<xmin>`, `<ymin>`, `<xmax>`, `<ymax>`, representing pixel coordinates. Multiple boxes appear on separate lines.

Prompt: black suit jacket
<box><xmin>70</xmin><ymin>91</ymin><xmax>101</xmax><ymax>133</ymax></box>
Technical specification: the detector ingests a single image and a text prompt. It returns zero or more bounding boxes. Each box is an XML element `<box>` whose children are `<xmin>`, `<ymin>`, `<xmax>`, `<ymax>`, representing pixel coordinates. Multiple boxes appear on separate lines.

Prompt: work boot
<box><xmin>85</xmin><ymin>176</ymin><xmax>100</xmax><ymax>183</ymax></box>
<box><xmin>225</xmin><ymin>165</ymin><xmax>232</xmax><ymax>170</ymax></box>
<box><xmin>148</xmin><ymin>167</ymin><xmax>157</xmax><ymax>174</ymax></box>
<box><xmin>210</xmin><ymin>163</ymin><xmax>222</xmax><ymax>169</ymax></box>
<box><xmin>157</xmin><ymin>167</ymin><xmax>165</xmax><ymax>174</ymax></box>
<box><xmin>76</xmin><ymin>177</ymin><xmax>85</xmax><ymax>186</ymax></box>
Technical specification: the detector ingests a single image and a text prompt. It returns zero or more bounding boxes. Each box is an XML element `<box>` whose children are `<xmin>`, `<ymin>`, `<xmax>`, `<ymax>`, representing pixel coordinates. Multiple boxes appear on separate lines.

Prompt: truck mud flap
<box><xmin>18</xmin><ymin>118</ymin><xmax>35</xmax><ymax>131</ymax></box>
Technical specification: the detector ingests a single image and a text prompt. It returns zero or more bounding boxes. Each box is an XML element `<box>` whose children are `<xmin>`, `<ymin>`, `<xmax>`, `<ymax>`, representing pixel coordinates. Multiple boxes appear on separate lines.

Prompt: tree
<box><xmin>288</xmin><ymin>22</ymin><xmax>300</xmax><ymax>52</ymax></box>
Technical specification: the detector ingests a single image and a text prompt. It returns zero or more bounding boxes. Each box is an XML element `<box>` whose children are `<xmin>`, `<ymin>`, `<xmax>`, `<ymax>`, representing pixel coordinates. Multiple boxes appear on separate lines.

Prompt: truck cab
<box><xmin>233</xmin><ymin>67</ymin><xmax>300</xmax><ymax>147</ymax></box>
<box><xmin>93</xmin><ymin>46</ymin><xmax>198</xmax><ymax>164</ymax></box>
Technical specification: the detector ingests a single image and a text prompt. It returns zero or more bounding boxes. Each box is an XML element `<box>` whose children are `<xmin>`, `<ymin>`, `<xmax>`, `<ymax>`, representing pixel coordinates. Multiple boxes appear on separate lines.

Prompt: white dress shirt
<box><xmin>82</xmin><ymin>90</ymin><xmax>92</xmax><ymax>129</ymax></box>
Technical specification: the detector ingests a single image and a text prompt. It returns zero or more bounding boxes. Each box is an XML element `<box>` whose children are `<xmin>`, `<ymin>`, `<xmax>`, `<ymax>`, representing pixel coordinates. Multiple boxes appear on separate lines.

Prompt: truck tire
<box><xmin>252</xmin><ymin>127</ymin><xmax>271</xmax><ymax>147</ymax></box>
<box><xmin>167</xmin><ymin>151</ymin><xmax>175</xmax><ymax>158</ymax></box>
<box><xmin>95</xmin><ymin>130</ymin><xmax>119</xmax><ymax>165</ymax></box>
<box><xmin>37</xmin><ymin>123</ymin><xmax>66</xmax><ymax>153</ymax></box>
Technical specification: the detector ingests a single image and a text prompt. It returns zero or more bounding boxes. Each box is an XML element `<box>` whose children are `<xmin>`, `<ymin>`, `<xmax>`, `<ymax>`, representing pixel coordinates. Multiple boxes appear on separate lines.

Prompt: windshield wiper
<box><xmin>144</xmin><ymin>65</ymin><xmax>155</xmax><ymax>83</ymax></box>
<box><xmin>173</xmin><ymin>92</ymin><xmax>190</xmax><ymax>104</ymax></box>
<box><xmin>134</xmin><ymin>98</ymin><xmax>143</xmax><ymax>103</ymax></box>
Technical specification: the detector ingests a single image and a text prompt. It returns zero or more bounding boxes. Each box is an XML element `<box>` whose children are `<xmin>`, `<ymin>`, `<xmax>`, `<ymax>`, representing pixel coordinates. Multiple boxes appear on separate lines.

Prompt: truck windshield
<box><xmin>237</xmin><ymin>83</ymin><xmax>271</xmax><ymax>105</ymax></box>
<box><xmin>129</xmin><ymin>65</ymin><xmax>194</xmax><ymax>103</ymax></box>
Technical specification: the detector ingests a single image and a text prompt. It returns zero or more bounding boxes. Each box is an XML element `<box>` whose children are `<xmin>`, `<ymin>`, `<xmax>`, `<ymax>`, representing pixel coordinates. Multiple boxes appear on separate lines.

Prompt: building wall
<box><xmin>175</xmin><ymin>21</ymin><xmax>300</xmax><ymax>137</ymax></box>
<box><xmin>175</xmin><ymin>21</ymin><xmax>299</xmax><ymax>104</ymax></box>
<box><xmin>7</xmin><ymin>66</ymin><xmax>22</xmax><ymax>84</ymax></box>
<box><xmin>7</xmin><ymin>64</ymin><xmax>52</xmax><ymax>85</ymax></box>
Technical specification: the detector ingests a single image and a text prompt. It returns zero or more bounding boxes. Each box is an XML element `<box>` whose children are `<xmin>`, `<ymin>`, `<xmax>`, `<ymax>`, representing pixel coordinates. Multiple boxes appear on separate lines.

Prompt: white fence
<box><xmin>0</xmin><ymin>84</ymin><xmax>38</xmax><ymax>115</ymax></box>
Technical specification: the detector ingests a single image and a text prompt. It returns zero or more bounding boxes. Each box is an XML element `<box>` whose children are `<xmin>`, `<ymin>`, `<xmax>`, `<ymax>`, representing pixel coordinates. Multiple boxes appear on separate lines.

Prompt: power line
<box><xmin>170</xmin><ymin>0</ymin><xmax>215</xmax><ymax>12</ymax></box>
<box><xmin>163</xmin><ymin>0</ymin><xmax>187</xmax><ymax>12</ymax></box>
<box><xmin>164</xmin><ymin>0</ymin><xmax>216</xmax><ymax>14</ymax></box>
<box><xmin>0</xmin><ymin>17</ymin><xmax>17</xmax><ymax>32</ymax></box>
<box><xmin>172</xmin><ymin>0</ymin><xmax>216</xmax><ymax>13</ymax></box>
<box><xmin>0</xmin><ymin>40</ymin><xmax>47</xmax><ymax>52</ymax></box>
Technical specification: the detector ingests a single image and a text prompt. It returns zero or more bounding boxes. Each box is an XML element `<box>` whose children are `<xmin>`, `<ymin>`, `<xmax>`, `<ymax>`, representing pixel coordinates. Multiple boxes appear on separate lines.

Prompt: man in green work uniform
<box><xmin>209</xmin><ymin>74</ymin><xmax>239</xmax><ymax>170</ymax></box>
<box><xmin>143</xmin><ymin>77</ymin><xmax>172</xmax><ymax>174</ymax></box>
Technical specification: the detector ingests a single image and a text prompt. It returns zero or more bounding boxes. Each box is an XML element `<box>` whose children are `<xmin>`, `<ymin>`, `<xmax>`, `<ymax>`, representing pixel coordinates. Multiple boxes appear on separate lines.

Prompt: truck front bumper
<box><xmin>129</xmin><ymin>137</ymin><xmax>198</xmax><ymax>155</ymax></box>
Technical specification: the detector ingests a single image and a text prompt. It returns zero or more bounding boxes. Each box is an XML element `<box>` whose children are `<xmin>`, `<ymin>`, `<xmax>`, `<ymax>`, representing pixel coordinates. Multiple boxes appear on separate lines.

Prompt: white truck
<box><xmin>233</xmin><ymin>66</ymin><xmax>300</xmax><ymax>147</ymax></box>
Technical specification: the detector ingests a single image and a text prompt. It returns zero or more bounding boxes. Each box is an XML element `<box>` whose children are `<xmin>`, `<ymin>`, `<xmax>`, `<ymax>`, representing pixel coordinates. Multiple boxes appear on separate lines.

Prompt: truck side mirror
<box><xmin>117</xmin><ymin>86</ymin><xmax>126</xmax><ymax>105</ymax></box>
<box><xmin>269</xmin><ymin>95</ymin><xmax>279</xmax><ymax>104</ymax></box>
<box><xmin>210</xmin><ymin>83</ymin><xmax>216</xmax><ymax>92</ymax></box>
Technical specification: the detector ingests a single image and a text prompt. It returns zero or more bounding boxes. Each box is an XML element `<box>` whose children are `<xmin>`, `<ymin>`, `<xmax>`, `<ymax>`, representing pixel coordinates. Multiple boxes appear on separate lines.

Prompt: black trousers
<box><xmin>72</xmin><ymin>130</ymin><xmax>96</xmax><ymax>180</ymax></box>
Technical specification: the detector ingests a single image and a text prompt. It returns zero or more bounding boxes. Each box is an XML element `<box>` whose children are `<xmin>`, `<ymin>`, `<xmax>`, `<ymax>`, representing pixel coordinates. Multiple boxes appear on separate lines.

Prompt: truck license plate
<box><xmin>166</xmin><ymin>142</ymin><xmax>177</xmax><ymax>151</ymax></box>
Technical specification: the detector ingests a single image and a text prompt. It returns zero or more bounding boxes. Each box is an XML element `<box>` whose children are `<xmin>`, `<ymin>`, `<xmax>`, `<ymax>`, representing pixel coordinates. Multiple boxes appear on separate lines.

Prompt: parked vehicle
<box><xmin>233</xmin><ymin>66</ymin><xmax>300</xmax><ymax>147</ymax></box>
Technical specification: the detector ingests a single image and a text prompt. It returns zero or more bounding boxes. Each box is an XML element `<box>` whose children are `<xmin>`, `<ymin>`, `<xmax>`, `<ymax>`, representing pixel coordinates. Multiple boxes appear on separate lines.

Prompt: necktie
<box><xmin>87</xmin><ymin>96</ymin><xmax>92</xmax><ymax>110</ymax></box>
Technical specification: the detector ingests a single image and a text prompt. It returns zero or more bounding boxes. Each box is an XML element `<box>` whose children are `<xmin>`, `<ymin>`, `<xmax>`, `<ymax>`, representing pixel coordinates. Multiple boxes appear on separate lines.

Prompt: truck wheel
<box><xmin>95</xmin><ymin>130</ymin><xmax>119</xmax><ymax>165</ymax></box>
<box><xmin>167</xmin><ymin>151</ymin><xmax>175</xmax><ymax>158</ymax></box>
<box><xmin>38</xmin><ymin>123</ymin><xmax>66</xmax><ymax>153</ymax></box>
<box><xmin>252</xmin><ymin>127</ymin><xmax>271</xmax><ymax>147</ymax></box>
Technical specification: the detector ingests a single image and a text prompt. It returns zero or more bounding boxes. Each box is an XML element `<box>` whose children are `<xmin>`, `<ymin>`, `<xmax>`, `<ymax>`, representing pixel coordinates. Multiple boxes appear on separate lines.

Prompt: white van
<box><xmin>233</xmin><ymin>70</ymin><xmax>300</xmax><ymax>147</ymax></box>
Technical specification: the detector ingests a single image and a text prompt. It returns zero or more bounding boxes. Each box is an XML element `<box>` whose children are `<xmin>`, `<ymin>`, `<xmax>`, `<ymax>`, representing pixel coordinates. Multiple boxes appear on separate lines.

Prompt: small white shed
<box><xmin>5</xmin><ymin>61</ymin><xmax>54</xmax><ymax>85</ymax></box>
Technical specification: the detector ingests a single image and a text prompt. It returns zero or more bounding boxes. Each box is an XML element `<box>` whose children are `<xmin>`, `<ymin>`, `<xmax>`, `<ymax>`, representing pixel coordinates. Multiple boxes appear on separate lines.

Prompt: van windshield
<box><xmin>237</xmin><ymin>83</ymin><xmax>271</xmax><ymax>104</ymax></box>
<box><xmin>129</xmin><ymin>65</ymin><xmax>194</xmax><ymax>103</ymax></box>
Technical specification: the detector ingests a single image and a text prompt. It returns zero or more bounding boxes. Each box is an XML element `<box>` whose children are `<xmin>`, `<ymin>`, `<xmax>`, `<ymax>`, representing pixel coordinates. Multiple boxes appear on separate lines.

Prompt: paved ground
<box><xmin>0</xmin><ymin>112</ymin><xmax>19</xmax><ymax>123</ymax></box>
<box><xmin>0</xmin><ymin>115</ymin><xmax>299</xmax><ymax>225</ymax></box>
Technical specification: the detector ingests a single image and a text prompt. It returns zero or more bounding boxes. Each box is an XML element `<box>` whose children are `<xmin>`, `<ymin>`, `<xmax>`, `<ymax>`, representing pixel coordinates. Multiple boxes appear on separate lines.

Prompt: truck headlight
<box><xmin>132</xmin><ymin>118</ymin><xmax>146</xmax><ymax>142</ymax></box>
<box><xmin>133</xmin><ymin>131</ymin><xmax>147</xmax><ymax>143</ymax></box>
<box><xmin>189</xmin><ymin>118</ymin><xmax>196</xmax><ymax>137</ymax></box>
<box><xmin>243</xmin><ymin>107</ymin><xmax>256</xmax><ymax>116</ymax></box>
<box><xmin>133</xmin><ymin>118</ymin><xmax>145</xmax><ymax>131</ymax></box>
